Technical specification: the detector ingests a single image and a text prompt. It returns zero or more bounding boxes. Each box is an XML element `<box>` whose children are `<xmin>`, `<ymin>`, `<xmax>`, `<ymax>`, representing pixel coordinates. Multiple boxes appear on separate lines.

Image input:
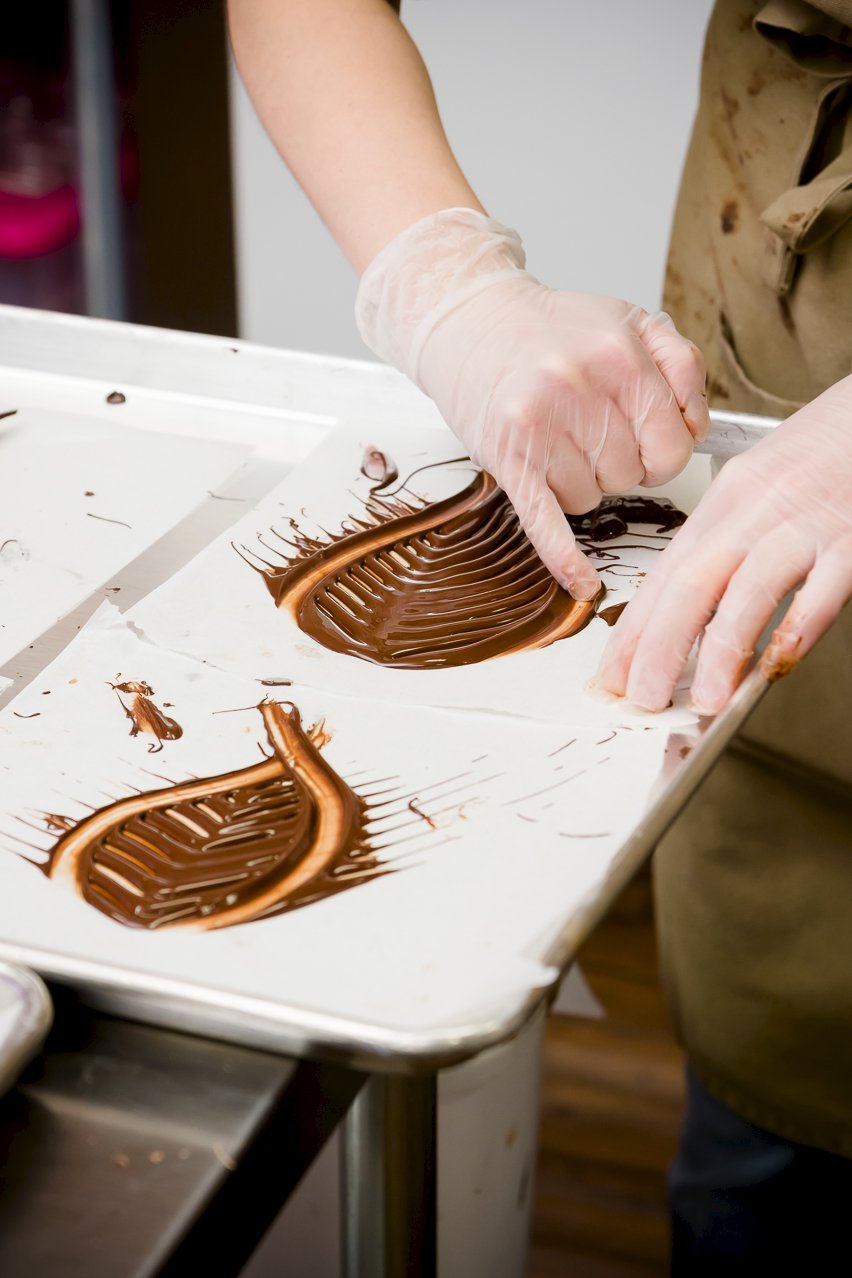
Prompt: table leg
<box><xmin>70</xmin><ymin>0</ymin><xmax>128</xmax><ymax>320</ymax></box>
<box><xmin>341</xmin><ymin>1071</ymin><xmax>437</xmax><ymax>1278</ymax></box>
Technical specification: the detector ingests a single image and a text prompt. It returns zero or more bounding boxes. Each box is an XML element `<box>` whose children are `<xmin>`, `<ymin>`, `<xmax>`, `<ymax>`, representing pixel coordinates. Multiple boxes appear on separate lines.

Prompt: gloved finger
<box><xmin>543</xmin><ymin>433</ymin><xmax>606</xmax><ymax>517</ymax></box>
<box><xmin>592</xmin><ymin>515</ymin><xmax>711</xmax><ymax>695</ymax></box>
<box><xmin>503</xmin><ymin>472</ymin><xmax>601</xmax><ymax>600</ymax></box>
<box><xmin>689</xmin><ymin>526</ymin><xmax>816</xmax><ymax>714</ymax></box>
<box><xmin>600</xmin><ymin>333</ymin><xmax>695</xmax><ymax>487</ymax></box>
<box><xmin>760</xmin><ymin>535</ymin><xmax>852</xmax><ymax>681</ymax></box>
<box><xmin>622</xmin><ymin>541</ymin><xmax>747</xmax><ymax>710</ymax></box>
<box><xmin>636</xmin><ymin>310</ymin><xmax>710</xmax><ymax>442</ymax></box>
<box><xmin>588</xmin><ymin>399</ymin><xmax>646</xmax><ymax>494</ymax></box>
<box><xmin>542</xmin><ymin>395</ymin><xmax>643</xmax><ymax>503</ymax></box>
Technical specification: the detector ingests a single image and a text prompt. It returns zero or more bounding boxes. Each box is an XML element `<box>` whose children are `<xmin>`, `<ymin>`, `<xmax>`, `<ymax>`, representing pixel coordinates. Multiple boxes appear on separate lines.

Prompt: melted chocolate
<box><xmin>596</xmin><ymin>601</ymin><xmax>628</xmax><ymax>627</ymax></box>
<box><xmin>238</xmin><ymin>472</ymin><xmax>597</xmax><ymax>669</ymax></box>
<box><xmin>568</xmin><ymin>496</ymin><xmax>686</xmax><ymax>542</ymax></box>
<box><xmin>110</xmin><ymin>679</ymin><xmax>183</xmax><ymax>754</ymax></box>
<box><xmin>43</xmin><ymin>703</ymin><xmax>385</xmax><ymax>931</ymax></box>
<box><xmin>360</xmin><ymin>446</ymin><xmax>399</xmax><ymax>491</ymax></box>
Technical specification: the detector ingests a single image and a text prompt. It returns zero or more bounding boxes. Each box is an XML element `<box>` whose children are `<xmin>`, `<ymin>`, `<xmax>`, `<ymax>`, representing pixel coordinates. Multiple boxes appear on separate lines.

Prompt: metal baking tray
<box><xmin>0</xmin><ymin>304</ymin><xmax>777</xmax><ymax>1073</ymax></box>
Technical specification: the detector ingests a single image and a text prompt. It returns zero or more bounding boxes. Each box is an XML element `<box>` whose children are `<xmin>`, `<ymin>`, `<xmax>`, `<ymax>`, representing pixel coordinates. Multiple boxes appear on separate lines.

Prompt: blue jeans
<box><xmin>669</xmin><ymin>1066</ymin><xmax>852</xmax><ymax>1274</ymax></box>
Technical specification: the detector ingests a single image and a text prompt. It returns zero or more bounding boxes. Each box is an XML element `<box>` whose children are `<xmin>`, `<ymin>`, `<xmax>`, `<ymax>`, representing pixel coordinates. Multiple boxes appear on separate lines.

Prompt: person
<box><xmin>228</xmin><ymin>0</ymin><xmax>852</xmax><ymax>1269</ymax></box>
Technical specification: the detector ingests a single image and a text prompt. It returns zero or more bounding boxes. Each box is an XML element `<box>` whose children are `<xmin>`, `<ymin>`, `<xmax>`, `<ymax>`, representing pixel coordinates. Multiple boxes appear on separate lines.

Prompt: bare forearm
<box><xmin>228</xmin><ymin>0</ymin><xmax>484</xmax><ymax>271</ymax></box>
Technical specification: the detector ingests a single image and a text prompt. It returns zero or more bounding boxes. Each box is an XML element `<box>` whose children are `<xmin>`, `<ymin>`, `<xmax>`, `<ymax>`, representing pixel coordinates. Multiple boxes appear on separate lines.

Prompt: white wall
<box><xmin>229</xmin><ymin>0</ymin><xmax>715</xmax><ymax>358</ymax></box>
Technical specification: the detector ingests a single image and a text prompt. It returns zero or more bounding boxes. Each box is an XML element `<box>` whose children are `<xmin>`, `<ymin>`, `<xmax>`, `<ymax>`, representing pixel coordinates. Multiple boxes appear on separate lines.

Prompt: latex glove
<box><xmin>356</xmin><ymin>208</ymin><xmax>709</xmax><ymax>599</ymax></box>
<box><xmin>594</xmin><ymin>375</ymin><xmax>852</xmax><ymax>715</ymax></box>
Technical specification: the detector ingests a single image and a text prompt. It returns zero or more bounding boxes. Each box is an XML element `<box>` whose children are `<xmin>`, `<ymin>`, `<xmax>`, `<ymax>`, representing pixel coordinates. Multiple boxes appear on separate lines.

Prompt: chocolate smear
<box><xmin>569</xmin><ymin>496</ymin><xmax>686</xmax><ymax>542</ymax></box>
<box><xmin>87</xmin><ymin>512</ymin><xmax>132</xmax><ymax>529</ymax></box>
<box><xmin>236</xmin><ymin>471</ymin><xmax>598</xmax><ymax>669</ymax></box>
<box><xmin>106</xmin><ymin>391</ymin><xmax>126</xmax><ymax>405</ymax></box>
<box><xmin>0</xmin><ymin>410</ymin><xmax>17</xmax><ymax>422</ymax></box>
<box><xmin>360</xmin><ymin>446</ymin><xmax>399</xmax><ymax>491</ymax></box>
<box><xmin>596</xmin><ymin>601</ymin><xmax>628</xmax><ymax>627</ymax></box>
<box><xmin>109</xmin><ymin>677</ymin><xmax>182</xmax><ymax>754</ymax></box>
<box><xmin>40</xmin><ymin>702</ymin><xmax>388</xmax><ymax>931</ymax></box>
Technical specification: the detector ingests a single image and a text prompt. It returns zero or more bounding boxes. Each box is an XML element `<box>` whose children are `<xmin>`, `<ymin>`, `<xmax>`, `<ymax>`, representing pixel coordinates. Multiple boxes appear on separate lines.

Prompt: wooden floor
<box><xmin>525</xmin><ymin>866</ymin><xmax>685</xmax><ymax>1277</ymax></box>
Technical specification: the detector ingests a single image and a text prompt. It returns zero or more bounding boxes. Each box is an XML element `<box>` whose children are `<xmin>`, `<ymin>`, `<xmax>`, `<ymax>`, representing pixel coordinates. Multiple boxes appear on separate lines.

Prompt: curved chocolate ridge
<box><xmin>45</xmin><ymin>703</ymin><xmax>380</xmax><ymax>931</ymax></box>
<box><xmin>252</xmin><ymin>472</ymin><xmax>596</xmax><ymax>669</ymax></box>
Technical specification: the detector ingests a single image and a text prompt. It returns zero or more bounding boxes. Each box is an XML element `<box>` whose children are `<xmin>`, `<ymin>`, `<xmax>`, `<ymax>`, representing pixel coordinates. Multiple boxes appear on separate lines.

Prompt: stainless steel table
<box><xmin>0</xmin><ymin>987</ymin><xmax>364</xmax><ymax>1278</ymax></box>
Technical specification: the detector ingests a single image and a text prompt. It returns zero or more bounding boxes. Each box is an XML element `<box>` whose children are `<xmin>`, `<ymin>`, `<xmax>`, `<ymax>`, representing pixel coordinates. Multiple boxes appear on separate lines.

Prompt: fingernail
<box><xmin>625</xmin><ymin>681</ymin><xmax>671</xmax><ymax>713</ymax></box>
<box><xmin>562</xmin><ymin>573</ymin><xmax>601</xmax><ymax>602</ymax></box>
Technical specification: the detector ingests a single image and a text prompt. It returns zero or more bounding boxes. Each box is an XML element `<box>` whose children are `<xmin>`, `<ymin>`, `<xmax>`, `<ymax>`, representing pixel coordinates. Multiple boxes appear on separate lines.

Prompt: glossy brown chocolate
<box><xmin>44</xmin><ymin>703</ymin><xmax>383</xmax><ymax>931</ymax></box>
<box><xmin>241</xmin><ymin>472</ymin><xmax>598</xmax><ymax>669</ymax></box>
<box><xmin>360</xmin><ymin>445</ymin><xmax>399</xmax><ymax>490</ymax></box>
<box><xmin>110</xmin><ymin>680</ymin><xmax>183</xmax><ymax>754</ymax></box>
<box><xmin>568</xmin><ymin>495</ymin><xmax>686</xmax><ymax>542</ymax></box>
<box><xmin>596</xmin><ymin>601</ymin><xmax>629</xmax><ymax>627</ymax></box>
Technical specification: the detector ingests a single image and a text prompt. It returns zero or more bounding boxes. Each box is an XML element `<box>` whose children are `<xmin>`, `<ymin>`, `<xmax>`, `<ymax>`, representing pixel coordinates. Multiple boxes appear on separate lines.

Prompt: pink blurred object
<box><xmin>0</xmin><ymin>92</ymin><xmax>80</xmax><ymax>260</ymax></box>
<box><xmin>0</xmin><ymin>184</ymin><xmax>79</xmax><ymax>259</ymax></box>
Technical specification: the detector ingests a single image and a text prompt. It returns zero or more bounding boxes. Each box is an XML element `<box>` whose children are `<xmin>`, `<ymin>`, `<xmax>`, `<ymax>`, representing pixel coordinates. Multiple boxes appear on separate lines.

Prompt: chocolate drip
<box><xmin>110</xmin><ymin>679</ymin><xmax>183</xmax><ymax>754</ymax></box>
<box><xmin>569</xmin><ymin>496</ymin><xmax>686</xmax><ymax>542</ymax></box>
<box><xmin>596</xmin><ymin>601</ymin><xmax>628</xmax><ymax>627</ymax></box>
<box><xmin>240</xmin><ymin>472</ymin><xmax>597</xmax><ymax>669</ymax></box>
<box><xmin>43</xmin><ymin>703</ymin><xmax>384</xmax><ymax>931</ymax></box>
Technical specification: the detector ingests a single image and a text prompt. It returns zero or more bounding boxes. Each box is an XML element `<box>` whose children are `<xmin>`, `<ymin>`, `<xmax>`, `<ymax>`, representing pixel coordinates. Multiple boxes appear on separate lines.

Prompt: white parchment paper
<box><xmin>0</xmin><ymin>407</ymin><xmax>246</xmax><ymax>667</ymax></box>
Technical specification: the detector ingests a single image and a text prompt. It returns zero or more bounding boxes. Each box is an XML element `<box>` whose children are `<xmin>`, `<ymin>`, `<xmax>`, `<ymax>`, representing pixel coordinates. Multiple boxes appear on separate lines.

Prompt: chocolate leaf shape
<box><xmin>238</xmin><ymin>471</ymin><xmax>597</xmax><ymax>669</ymax></box>
<box><xmin>44</xmin><ymin>702</ymin><xmax>384</xmax><ymax>931</ymax></box>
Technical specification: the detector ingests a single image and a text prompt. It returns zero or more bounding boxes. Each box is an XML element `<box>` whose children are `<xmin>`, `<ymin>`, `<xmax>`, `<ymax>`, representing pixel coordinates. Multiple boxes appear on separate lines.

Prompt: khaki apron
<box><xmin>658</xmin><ymin>0</ymin><xmax>852</xmax><ymax>1154</ymax></box>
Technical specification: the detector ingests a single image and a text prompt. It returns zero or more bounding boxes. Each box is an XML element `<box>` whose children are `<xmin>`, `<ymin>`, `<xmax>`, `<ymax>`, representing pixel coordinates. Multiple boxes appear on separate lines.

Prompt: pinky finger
<box><xmin>760</xmin><ymin>538</ymin><xmax>852</xmax><ymax>681</ymax></box>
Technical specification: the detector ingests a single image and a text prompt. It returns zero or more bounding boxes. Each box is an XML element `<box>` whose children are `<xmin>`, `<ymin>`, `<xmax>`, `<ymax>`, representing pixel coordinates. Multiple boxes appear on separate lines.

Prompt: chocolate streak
<box><xmin>44</xmin><ymin>703</ymin><xmax>382</xmax><ymax>931</ymax></box>
<box><xmin>244</xmin><ymin>472</ymin><xmax>597</xmax><ymax>669</ymax></box>
<box><xmin>110</xmin><ymin>680</ymin><xmax>183</xmax><ymax>754</ymax></box>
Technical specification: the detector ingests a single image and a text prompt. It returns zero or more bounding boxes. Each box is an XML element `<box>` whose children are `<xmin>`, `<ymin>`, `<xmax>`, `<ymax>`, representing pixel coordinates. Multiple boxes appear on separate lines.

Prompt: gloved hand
<box><xmin>594</xmin><ymin>375</ymin><xmax>852</xmax><ymax>714</ymax></box>
<box><xmin>356</xmin><ymin>208</ymin><xmax>708</xmax><ymax>599</ymax></box>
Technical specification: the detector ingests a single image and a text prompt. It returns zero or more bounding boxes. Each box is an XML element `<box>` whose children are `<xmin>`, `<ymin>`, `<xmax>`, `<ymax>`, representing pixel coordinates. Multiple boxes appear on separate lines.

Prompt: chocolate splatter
<box><xmin>109</xmin><ymin>677</ymin><xmax>182</xmax><ymax>754</ymax></box>
<box><xmin>106</xmin><ymin>391</ymin><xmax>126</xmax><ymax>405</ymax></box>
<box><xmin>720</xmin><ymin>200</ymin><xmax>738</xmax><ymax>235</ymax></box>
<box><xmin>407</xmin><ymin>798</ymin><xmax>437</xmax><ymax>830</ymax></box>
<box><xmin>87</xmin><ymin>513</ymin><xmax>132</xmax><ymax>529</ymax></box>
<box><xmin>360</xmin><ymin>446</ymin><xmax>399</xmax><ymax>491</ymax></box>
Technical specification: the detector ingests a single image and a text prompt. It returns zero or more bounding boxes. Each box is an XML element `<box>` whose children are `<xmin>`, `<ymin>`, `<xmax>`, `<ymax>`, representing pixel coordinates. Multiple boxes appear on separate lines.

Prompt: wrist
<box><xmin>355</xmin><ymin>208</ymin><xmax>527</xmax><ymax>382</ymax></box>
